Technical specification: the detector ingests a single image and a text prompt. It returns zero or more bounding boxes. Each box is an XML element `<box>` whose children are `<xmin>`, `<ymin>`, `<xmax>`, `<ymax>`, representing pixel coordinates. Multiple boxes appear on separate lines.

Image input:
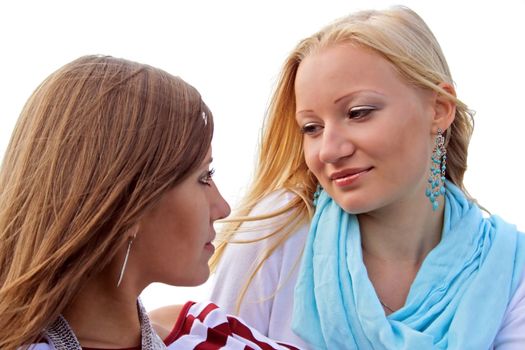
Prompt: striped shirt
<box><xmin>30</xmin><ymin>301</ymin><xmax>300</xmax><ymax>350</ymax></box>
<box><xmin>167</xmin><ymin>301</ymin><xmax>300</xmax><ymax>349</ymax></box>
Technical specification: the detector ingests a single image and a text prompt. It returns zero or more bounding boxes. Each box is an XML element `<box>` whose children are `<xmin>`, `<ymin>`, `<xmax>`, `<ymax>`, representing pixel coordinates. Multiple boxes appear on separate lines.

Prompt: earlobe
<box><xmin>431</xmin><ymin>82</ymin><xmax>456</xmax><ymax>133</ymax></box>
<box><xmin>129</xmin><ymin>224</ymin><xmax>139</xmax><ymax>240</ymax></box>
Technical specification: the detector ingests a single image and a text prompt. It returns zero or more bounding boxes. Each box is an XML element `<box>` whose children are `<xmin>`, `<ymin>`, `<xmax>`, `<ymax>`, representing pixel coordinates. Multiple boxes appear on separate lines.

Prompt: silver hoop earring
<box><xmin>116</xmin><ymin>234</ymin><xmax>136</xmax><ymax>287</ymax></box>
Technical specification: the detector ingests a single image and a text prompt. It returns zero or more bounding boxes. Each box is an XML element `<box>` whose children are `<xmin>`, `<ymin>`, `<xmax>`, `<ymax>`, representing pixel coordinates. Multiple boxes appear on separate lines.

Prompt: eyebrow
<box><xmin>296</xmin><ymin>89</ymin><xmax>385</xmax><ymax>115</ymax></box>
<box><xmin>200</xmin><ymin>157</ymin><xmax>213</xmax><ymax>171</ymax></box>
<box><xmin>333</xmin><ymin>90</ymin><xmax>385</xmax><ymax>104</ymax></box>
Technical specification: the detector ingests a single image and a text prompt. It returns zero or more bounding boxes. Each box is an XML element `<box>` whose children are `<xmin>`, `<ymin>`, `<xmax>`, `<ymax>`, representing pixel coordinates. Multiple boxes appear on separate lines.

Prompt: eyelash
<box><xmin>300</xmin><ymin>124</ymin><xmax>322</xmax><ymax>135</ymax></box>
<box><xmin>347</xmin><ymin>105</ymin><xmax>375</xmax><ymax>119</ymax></box>
<box><xmin>300</xmin><ymin>106</ymin><xmax>376</xmax><ymax>135</ymax></box>
<box><xmin>199</xmin><ymin>168</ymin><xmax>215</xmax><ymax>186</ymax></box>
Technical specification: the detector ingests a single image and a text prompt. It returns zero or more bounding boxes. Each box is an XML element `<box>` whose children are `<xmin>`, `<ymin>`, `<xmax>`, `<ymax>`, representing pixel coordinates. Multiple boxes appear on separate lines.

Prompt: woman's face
<box><xmin>133</xmin><ymin>147</ymin><xmax>231</xmax><ymax>287</ymax></box>
<box><xmin>295</xmin><ymin>44</ymin><xmax>436</xmax><ymax>214</ymax></box>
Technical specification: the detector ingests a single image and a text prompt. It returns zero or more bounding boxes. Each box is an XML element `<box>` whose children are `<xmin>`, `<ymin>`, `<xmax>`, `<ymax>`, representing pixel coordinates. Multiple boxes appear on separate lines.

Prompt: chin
<box><xmin>187</xmin><ymin>272</ymin><xmax>210</xmax><ymax>287</ymax></box>
<box><xmin>339</xmin><ymin>205</ymin><xmax>369</xmax><ymax>215</ymax></box>
<box><xmin>341</xmin><ymin>197</ymin><xmax>395</xmax><ymax>215</ymax></box>
<box><xmin>330</xmin><ymin>193</ymin><xmax>371</xmax><ymax>214</ymax></box>
<box><xmin>191</xmin><ymin>272</ymin><xmax>210</xmax><ymax>286</ymax></box>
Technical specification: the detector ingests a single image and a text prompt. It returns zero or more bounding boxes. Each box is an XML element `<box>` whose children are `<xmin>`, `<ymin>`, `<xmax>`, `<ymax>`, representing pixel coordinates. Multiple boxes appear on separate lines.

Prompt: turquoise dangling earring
<box><xmin>425</xmin><ymin>128</ymin><xmax>447</xmax><ymax>211</ymax></box>
<box><xmin>313</xmin><ymin>184</ymin><xmax>323</xmax><ymax>206</ymax></box>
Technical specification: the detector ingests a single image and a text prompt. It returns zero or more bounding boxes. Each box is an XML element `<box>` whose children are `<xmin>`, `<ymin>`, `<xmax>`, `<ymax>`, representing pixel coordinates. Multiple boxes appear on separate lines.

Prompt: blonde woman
<box><xmin>0</xmin><ymin>56</ymin><xmax>300</xmax><ymax>350</ymax></box>
<box><xmin>210</xmin><ymin>6</ymin><xmax>525</xmax><ymax>349</ymax></box>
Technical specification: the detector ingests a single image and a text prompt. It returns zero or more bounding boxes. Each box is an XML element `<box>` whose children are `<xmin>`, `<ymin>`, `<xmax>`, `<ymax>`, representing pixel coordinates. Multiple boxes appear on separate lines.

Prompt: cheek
<box><xmin>375</xmin><ymin>120</ymin><xmax>430</xmax><ymax>179</ymax></box>
<box><xmin>372</xmin><ymin>108</ymin><xmax>423</xmax><ymax>155</ymax></box>
<box><xmin>303</xmin><ymin>139</ymin><xmax>322</xmax><ymax>174</ymax></box>
<box><xmin>179</xmin><ymin>202</ymin><xmax>208</xmax><ymax>232</ymax></box>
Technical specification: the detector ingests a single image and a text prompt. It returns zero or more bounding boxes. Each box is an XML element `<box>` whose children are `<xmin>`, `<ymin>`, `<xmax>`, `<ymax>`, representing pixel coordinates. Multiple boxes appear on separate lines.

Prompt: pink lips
<box><xmin>204</xmin><ymin>232</ymin><xmax>216</xmax><ymax>253</ymax></box>
<box><xmin>329</xmin><ymin>167</ymin><xmax>372</xmax><ymax>187</ymax></box>
<box><xmin>204</xmin><ymin>242</ymin><xmax>215</xmax><ymax>253</ymax></box>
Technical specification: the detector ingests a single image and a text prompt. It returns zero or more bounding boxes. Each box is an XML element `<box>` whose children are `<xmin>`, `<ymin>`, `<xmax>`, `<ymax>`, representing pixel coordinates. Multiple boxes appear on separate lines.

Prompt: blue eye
<box><xmin>199</xmin><ymin>168</ymin><xmax>215</xmax><ymax>186</ymax></box>
<box><xmin>348</xmin><ymin>106</ymin><xmax>375</xmax><ymax>119</ymax></box>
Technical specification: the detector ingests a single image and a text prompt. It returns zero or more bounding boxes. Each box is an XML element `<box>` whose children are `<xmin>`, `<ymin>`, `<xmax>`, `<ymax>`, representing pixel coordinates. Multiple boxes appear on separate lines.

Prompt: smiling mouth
<box><xmin>330</xmin><ymin>167</ymin><xmax>372</xmax><ymax>187</ymax></box>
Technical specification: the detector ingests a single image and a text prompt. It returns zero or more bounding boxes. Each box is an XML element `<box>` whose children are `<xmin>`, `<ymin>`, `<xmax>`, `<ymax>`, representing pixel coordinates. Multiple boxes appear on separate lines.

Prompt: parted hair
<box><xmin>0</xmin><ymin>55</ymin><xmax>213</xmax><ymax>349</ymax></box>
<box><xmin>211</xmin><ymin>5</ymin><xmax>474</xmax><ymax>310</ymax></box>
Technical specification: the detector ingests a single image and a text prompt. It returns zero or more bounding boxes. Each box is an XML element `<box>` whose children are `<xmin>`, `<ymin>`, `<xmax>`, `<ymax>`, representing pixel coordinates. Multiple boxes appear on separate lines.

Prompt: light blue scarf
<box><xmin>292</xmin><ymin>182</ymin><xmax>525</xmax><ymax>349</ymax></box>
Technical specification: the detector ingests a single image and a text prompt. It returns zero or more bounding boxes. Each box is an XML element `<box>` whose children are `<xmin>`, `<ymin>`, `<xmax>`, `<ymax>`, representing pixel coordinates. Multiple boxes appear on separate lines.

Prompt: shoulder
<box><xmin>249</xmin><ymin>189</ymin><xmax>302</xmax><ymax>216</ymax></box>
<box><xmin>210</xmin><ymin>190</ymin><xmax>309</xmax><ymax>316</ymax></box>
<box><xmin>236</xmin><ymin>189</ymin><xmax>308</xmax><ymax>241</ymax></box>
<box><xmin>216</xmin><ymin>191</ymin><xmax>310</xmax><ymax>268</ymax></box>
<box><xmin>148</xmin><ymin>304</ymin><xmax>185</xmax><ymax>341</ymax></box>
<box><xmin>493</xmin><ymin>267</ymin><xmax>525</xmax><ymax>348</ymax></box>
<box><xmin>218</xmin><ymin>189</ymin><xmax>310</xmax><ymax>262</ymax></box>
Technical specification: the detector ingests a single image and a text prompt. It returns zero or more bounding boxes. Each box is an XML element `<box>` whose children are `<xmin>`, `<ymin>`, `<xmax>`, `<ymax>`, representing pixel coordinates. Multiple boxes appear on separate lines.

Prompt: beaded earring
<box><xmin>313</xmin><ymin>184</ymin><xmax>323</xmax><ymax>206</ymax></box>
<box><xmin>425</xmin><ymin>128</ymin><xmax>447</xmax><ymax>211</ymax></box>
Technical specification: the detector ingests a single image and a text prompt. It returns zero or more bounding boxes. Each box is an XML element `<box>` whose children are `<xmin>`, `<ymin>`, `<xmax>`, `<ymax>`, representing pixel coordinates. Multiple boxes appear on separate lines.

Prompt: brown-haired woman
<box><xmin>0</xmin><ymin>55</ymin><xmax>300</xmax><ymax>350</ymax></box>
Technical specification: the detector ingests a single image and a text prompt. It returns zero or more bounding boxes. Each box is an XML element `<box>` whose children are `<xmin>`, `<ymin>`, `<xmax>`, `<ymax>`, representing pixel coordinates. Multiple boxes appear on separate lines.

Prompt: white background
<box><xmin>1</xmin><ymin>0</ymin><xmax>524</xmax><ymax>311</ymax></box>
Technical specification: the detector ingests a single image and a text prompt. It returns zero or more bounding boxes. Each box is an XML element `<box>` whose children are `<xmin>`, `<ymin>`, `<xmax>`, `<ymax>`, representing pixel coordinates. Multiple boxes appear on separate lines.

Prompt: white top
<box><xmin>210</xmin><ymin>191</ymin><xmax>525</xmax><ymax>350</ymax></box>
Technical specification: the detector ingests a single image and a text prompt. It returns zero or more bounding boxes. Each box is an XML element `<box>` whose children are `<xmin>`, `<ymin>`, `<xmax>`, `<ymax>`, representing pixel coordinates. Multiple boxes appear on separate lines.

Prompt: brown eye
<box><xmin>199</xmin><ymin>168</ymin><xmax>215</xmax><ymax>186</ymax></box>
<box><xmin>300</xmin><ymin>123</ymin><xmax>323</xmax><ymax>136</ymax></box>
<box><xmin>348</xmin><ymin>106</ymin><xmax>375</xmax><ymax>120</ymax></box>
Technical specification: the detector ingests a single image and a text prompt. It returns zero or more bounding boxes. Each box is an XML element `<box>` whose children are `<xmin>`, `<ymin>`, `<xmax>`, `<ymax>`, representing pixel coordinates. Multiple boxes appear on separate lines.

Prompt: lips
<box><xmin>330</xmin><ymin>167</ymin><xmax>372</xmax><ymax>180</ymax></box>
<box><xmin>204</xmin><ymin>232</ymin><xmax>216</xmax><ymax>252</ymax></box>
<box><xmin>204</xmin><ymin>241</ymin><xmax>215</xmax><ymax>253</ymax></box>
<box><xmin>205</xmin><ymin>234</ymin><xmax>215</xmax><ymax>246</ymax></box>
<box><xmin>329</xmin><ymin>167</ymin><xmax>372</xmax><ymax>187</ymax></box>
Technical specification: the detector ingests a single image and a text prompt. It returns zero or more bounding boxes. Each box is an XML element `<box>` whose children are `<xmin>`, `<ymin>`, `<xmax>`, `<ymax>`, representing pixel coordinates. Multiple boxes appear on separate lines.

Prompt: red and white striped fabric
<box><xmin>165</xmin><ymin>301</ymin><xmax>300</xmax><ymax>350</ymax></box>
<box><xmin>29</xmin><ymin>301</ymin><xmax>302</xmax><ymax>350</ymax></box>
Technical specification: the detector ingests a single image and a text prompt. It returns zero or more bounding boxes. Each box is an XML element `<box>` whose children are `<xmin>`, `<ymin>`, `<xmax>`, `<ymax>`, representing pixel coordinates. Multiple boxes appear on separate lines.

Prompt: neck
<box><xmin>62</xmin><ymin>270</ymin><xmax>142</xmax><ymax>348</ymax></box>
<box><xmin>358</xmin><ymin>189</ymin><xmax>444</xmax><ymax>265</ymax></box>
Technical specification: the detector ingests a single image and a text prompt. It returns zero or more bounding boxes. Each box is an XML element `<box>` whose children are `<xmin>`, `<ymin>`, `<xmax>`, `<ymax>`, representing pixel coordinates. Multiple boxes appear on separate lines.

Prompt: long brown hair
<box><xmin>211</xmin><ymin>6</ymin><xmax>474</xmax><ymax>310</ymax></box>
<box><xmin>0</xmin><ymin>55</ymin><xmax>213</xmax><ymax>349</ymax></box>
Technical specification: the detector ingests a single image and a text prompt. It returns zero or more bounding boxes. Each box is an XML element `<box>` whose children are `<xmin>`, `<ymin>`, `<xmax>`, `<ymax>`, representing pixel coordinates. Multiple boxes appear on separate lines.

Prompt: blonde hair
<box><xmin>0</xmin><ymin>55</ymin><xmax>213</xmax><ymax>349</ymax></box>
<box><xmin>211</xmin><ymin>5</ymin><xmax>474</xmax><ymax>309</ymax></box>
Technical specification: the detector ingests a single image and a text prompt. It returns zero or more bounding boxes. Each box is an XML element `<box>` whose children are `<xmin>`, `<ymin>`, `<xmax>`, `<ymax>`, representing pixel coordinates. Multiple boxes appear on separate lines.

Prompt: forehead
<box><xmin>196</xmin><ymin>146</ymin><xmax>212</xmax><ymax>169</ymax></box>
<box><xmin>294</xmin><ymin>44</ymin><xmax>406</xmax><ymax>107</ymax></box>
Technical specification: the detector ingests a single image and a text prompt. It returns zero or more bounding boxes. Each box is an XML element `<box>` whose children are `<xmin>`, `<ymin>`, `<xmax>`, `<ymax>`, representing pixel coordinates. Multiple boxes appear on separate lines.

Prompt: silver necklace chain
<box><xmin>44</xmin><ymin>299</ymin><xmax>167</xmax><ymax>350</ymax></box>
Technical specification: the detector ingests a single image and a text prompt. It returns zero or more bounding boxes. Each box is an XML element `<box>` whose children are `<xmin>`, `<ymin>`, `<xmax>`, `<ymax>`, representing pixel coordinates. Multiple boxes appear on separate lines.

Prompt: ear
<box><xmin>431</xmin><ymin>82</ymin><xmax>456</xmax><ymax>134</ymax></box>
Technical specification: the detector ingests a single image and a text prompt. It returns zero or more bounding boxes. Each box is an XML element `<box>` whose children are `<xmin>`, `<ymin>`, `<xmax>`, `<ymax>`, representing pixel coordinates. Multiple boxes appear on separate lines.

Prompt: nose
<box><xmin>211</xmin><ymin>183</ymin><xmax>231</xmax><ymax>221</ymax></box>
<box><xmin>318</xmin><ymin>124</ymin><xmax>356</xmax><ymax>164</ymax></box>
